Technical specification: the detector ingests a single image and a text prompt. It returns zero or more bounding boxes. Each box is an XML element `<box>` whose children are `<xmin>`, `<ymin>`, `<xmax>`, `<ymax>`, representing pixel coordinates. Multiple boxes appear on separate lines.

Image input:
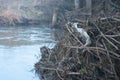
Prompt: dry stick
<box><xmin>89</xmin><ymin>47</ymin><xmax>120</xmax><ymax>57</ymax></box>
<box><xmin>105</xmin><ymin>34</ymin><xmax>120</xmax><ymax>38</ymax></box>
<box><xmin>91</xmin><ymin>62</ymin><xmax>114</xmax><ymax>75</ymax></box>
<box><xmin>102</xmin><ymin>11</ymin><xmax>113</xmax><ymax>27</ymax></box>
<box><xmin>86</xmin><ymin>51</ymin><xmax>89</xmax><ymax>65</ymax></box>
<box><xmin>56</xmin><ymin>70</ymin><xmax>64</xmax><ymax>80</ymax></box>
<box><xmin>100</xmin><ymin>29</ymin><xmax>118</xmax><ymax>50</ymax></box>
<box><xmin>37</xmin><ymin>66</ymin><xmax>64</xmax><ymax>72</ymax></box>
<box><xmin>83</xmin><ymin>46</ymin><xmax>119</xmax><ymax>77</ymax></box>
<box><xmin>112</xmin><ymin>17</ymin><xmax>120</xmax><ymax>22</ymax></box>
<box><xmin>67</xmin><ymin>72</ymin><xmax>81</xmax><ymax>75</ymax></box>
<box><xmin>48</xmin><ymin>49</ymin><xmax>52</xmax><ymax>61</ymax></box>
<box><xmin>92</xmin><ymin>0</ymin><xmax>105</xmax><ymax>10</ymax></box>
<box><xmin>55</xmin><ymin>55</ymin><xmax>58</xmax><ymax>63</ymax></box>
<box><xmin>55</xmin><ymin>36</ymin><xmax>71</xmax><ymax>67</ymax></box>
<box><xmin>58</xmin><ymin>48</ymin><xmax>71</xmax><ymax>67</ymax></box>
<box><xmin>102</xmin><ymin>39</ymin><xmax>119</xmax><ymax>80</ymax></box>
<box><xmin>105</xmin><ymin>25</ymin><xmax>120</xmax><ymax>35</ymax></box>
<box><xmin>87</xmin><ymin>49</ymin><xmax>100</xmax><ymax>59</ymax></box>
<box><xmin>96</xmin><ymin>36</ymin><xmax>103</xmax><ymax>63</ymax></box>
<box><xmin>105</xmin><ymin>27</ymin><xmax>117</xmax><ymax>34</ymax></box>
<box><xmin>66</xmin><ymin>25</ymin><xmax>83</xmax><ymax>46</ymax></box>
<box><xmin>76</xmin><ymin>54</ymin><xmax>81</xmax><ymax>64</ymax></box>
<box><xmin>37</xmin><ymin>65</ymin><xmax>81</xmax><ymax>76</ymax></box>
<box><xmin>99</xmin><ymin>17</ymin><xmax>120</xmax><ymax>22</ymax></box>
<box><xmin>57</xmin><ymin>47</ymin><xmax>64</xmax><ymax>60</ymax></box>
<box><xmin>63</xmin><ymin>45</ymin><xmax>120</xmax><ymax>57</ymax></box>
<box><xmin>95</xmin><ymin>49</ymin><xmax>120</xmax><ymax>63</ymax></box>
<box><xmin>106</xmin><ymin>36</ymin><xmax>120</xmax><ymax>45</ymax></box>
<box><xmin>101</xmin><ymin>32</ymin><xmax>119</xmax><ymax>50</ymax></box>
<box><xmin>92</xmin><ymin>21</ymin><xmax>119</xmax><ymax>50</ymax></box>
<box><xmin>109</xmin><ymin>0</ymin><xmax>120</xmax><ymax>9</ymax></box>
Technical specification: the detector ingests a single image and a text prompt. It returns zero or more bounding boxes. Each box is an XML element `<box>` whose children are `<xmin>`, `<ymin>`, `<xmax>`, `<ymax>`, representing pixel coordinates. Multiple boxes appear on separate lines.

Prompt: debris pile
<box><xmin>35</xmin><ymin>17</ymin><xmax>120</xmax><ymax>80</ymax></box>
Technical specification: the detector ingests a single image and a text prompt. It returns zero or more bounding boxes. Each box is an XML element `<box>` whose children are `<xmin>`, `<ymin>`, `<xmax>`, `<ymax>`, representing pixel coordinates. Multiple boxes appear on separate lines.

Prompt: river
<box><xmin>0</xmin><ymin>25</ymin><xmax>56</xmax><ymax>80</ymax></box>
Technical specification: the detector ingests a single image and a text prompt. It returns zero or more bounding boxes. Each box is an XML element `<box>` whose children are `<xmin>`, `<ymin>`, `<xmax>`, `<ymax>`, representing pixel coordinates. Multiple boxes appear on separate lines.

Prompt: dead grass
<box><xmin>0</xmin><ymin>9</ymin><xmax>22</xmax><ymax>25</ymax></box>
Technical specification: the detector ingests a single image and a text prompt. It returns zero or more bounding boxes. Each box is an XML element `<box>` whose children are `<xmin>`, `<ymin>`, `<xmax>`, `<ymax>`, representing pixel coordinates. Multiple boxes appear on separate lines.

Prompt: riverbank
<box><xmin>0</xmin><ymin>16</ymin><xmax>50</xmax><ymax>26</ymax></box>
<box><xmin>35</xmin><ymin>17</ymin><xmax>120</xmax><ymax>80</ymax></box>
<box><xmin>0</xmin><ymin>9</ymin><xmax>51</xmax><ymax>26</ymax></box>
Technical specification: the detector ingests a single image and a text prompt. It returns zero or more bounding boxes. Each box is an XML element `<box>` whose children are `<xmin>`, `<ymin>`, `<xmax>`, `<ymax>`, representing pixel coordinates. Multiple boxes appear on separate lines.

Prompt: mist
<box><xmin>0</xmin><ymin>0</ymin><xmax>39</xmax><ymax>19</ymax></box>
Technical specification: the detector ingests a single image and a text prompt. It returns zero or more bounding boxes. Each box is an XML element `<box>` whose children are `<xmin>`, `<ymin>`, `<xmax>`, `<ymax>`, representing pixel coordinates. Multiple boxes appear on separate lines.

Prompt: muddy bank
<box><xmin>35</xmin><ymin>17</ymin><xmax>120</xmax><ymax>80</ymax></box>
<box><xmin>0</xmin><ymin>9</ymin><xmax>51</xmax><ymax>26</ymax></box>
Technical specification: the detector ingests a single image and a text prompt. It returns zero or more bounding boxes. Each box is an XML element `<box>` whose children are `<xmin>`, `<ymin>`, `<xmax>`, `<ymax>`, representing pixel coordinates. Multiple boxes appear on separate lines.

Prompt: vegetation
<box><xmin>1</xmin><ymin>0</ymin><xmax>119</xmax><ymax>80</ymax></box>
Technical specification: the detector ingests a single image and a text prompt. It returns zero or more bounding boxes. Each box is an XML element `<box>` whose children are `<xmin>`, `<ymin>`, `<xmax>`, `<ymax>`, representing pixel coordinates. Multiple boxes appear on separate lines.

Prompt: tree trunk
<box><xmin>86</xmin><ymin>0</ymin><xmax>92</xmax><ymax>15</ymax></box>
<box><xmin>51</xmin><ymin>8</ymin><xmax>58</xmax><ymax>27</ymax></box>
<box><xmin>104</xmin><ymin>0</ymin><xmax>109</xmax><ymax>14</ymax></box>
<box><xmin>75</xmin><ymin>0</ymin><xmax>79</xmax><ymax>10</ymax></box>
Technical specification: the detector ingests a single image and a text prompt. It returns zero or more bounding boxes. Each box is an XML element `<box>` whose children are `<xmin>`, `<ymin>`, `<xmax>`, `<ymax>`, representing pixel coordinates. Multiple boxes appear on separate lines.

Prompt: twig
<box><xmin>92</xmin><ymin>21</ymin><xmax>119</xmax><ymax>50</ymax></box>
<box><xmin>58</xmin><ymin>48</ymin><xmax>71</xmax><ymax>67</ymax></box>
<box><xmin>56</xmin><ymin>70</ymin><xmax>64</xmax><ymax>80</ymax></box>
<box><xmin>106</xmin><ymin>36</ymin><xmax>120</xmax><ymax>45</ymax></box>
<box><xmin>67</xmin><ymin>72</ymin><xmax>81</xmax><ymax>75</ymax></box>
<box><xmin>105</xmin><ymin>34</ymin><xmax>120</xmax><ymax>38</ymax></box>
<box><xmin>63</xmin><ymin>45</ymin><xmax>120</xmax><ymax>57</ymax></box>
<box><xmin>101</xmin><ymin>32</ymin><xmax>118</xmax><ymax>50</ymax></box>
<box><xmin>102</xmin><ymin>39</ymin><xmax>119</xmax><ymax>80</ymax></box>
<box><xmin>36</xmin><ymin>66</ymin><xmax>64</xmax><ymax>72</ymax></box>
<box><xmin>109</xmin><ymin>0</ymin><xmax>120</xmax><ymax>9</ymax></box>
<box><xmin>66</xmin><ymin>24</ymin><xmax>83</xmax><ymax>46</ymax></box>
<box><xmin>96</xmin><ymin>36</ymin><xmax>103</xmax><ymax>63</ymax></box>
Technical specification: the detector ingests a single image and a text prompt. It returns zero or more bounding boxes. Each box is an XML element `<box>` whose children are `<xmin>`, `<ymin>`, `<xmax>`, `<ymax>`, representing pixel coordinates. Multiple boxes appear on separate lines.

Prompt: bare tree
<box><xmin>51</xmin><ymin>8</ymin><xmax>58</xmax><ymax>27</ymax></box>
<box><xmin>86</xmin><ymin>0</ymin><xmax>92</xmax><ymax>15</ymax></box>
<box><xmin>75</xmin><ymin>0</ymin><xmax>79</xmax><ymax>10</ymax></box>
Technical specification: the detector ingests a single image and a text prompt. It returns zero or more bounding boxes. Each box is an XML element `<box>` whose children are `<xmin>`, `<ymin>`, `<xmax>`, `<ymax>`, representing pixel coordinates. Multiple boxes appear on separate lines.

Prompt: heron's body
<box><xmin>72</xmin><ymin>23</ymin><xmax>91</xmax><ymax>46</ymax></box>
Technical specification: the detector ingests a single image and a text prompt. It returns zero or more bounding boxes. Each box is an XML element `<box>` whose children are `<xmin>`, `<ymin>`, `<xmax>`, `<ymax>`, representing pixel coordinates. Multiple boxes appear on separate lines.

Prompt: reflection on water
<box><xmin>0</xmin><ymin>25</ymin><xmax>56</xmax><ymax>80</ymax></box>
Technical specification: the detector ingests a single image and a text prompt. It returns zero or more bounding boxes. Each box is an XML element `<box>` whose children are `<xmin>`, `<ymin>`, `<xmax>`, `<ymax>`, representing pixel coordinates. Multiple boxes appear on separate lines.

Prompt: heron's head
<box><xmin>72</xmin><ymin>22</ymin><xmax>78</xmax><ymax>28</ymax></box>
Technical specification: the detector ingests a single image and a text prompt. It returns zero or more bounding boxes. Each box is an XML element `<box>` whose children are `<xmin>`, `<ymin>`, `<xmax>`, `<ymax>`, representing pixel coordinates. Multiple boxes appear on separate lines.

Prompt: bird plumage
<box><xmin>72</xmin><ymin>23</ymin><xmax>91</xmax><ymax>46</ymax></box>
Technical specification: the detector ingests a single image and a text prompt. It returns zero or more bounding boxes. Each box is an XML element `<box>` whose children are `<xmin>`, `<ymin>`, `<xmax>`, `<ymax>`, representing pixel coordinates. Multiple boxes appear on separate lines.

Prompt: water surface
<box><xmin>0</xmin><ymin>25</ymin><xmax>56</xmax><ymax>80</ymax></box>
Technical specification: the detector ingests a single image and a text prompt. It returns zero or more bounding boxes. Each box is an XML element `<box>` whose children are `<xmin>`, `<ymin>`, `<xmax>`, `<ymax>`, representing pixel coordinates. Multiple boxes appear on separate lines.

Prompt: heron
<box><xmin>72</xmin><ymin>22</ymin><xmax>91</xmax><ymax>46</ymax></box>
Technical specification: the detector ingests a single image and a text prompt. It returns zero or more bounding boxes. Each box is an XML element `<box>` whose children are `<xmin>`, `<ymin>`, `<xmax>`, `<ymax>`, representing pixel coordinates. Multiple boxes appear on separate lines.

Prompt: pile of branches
<box><xmin>35</xmin><ymin>17</ymin><xmax>120</xmax><ymax>80</ymax></box>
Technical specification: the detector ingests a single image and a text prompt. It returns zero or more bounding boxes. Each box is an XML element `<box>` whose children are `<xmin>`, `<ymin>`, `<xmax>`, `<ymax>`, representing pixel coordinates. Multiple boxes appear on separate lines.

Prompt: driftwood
<box><xmin>35</xmin><ymin>17</ymin><xmax>120</xmax><ymax>80</ymax></box>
